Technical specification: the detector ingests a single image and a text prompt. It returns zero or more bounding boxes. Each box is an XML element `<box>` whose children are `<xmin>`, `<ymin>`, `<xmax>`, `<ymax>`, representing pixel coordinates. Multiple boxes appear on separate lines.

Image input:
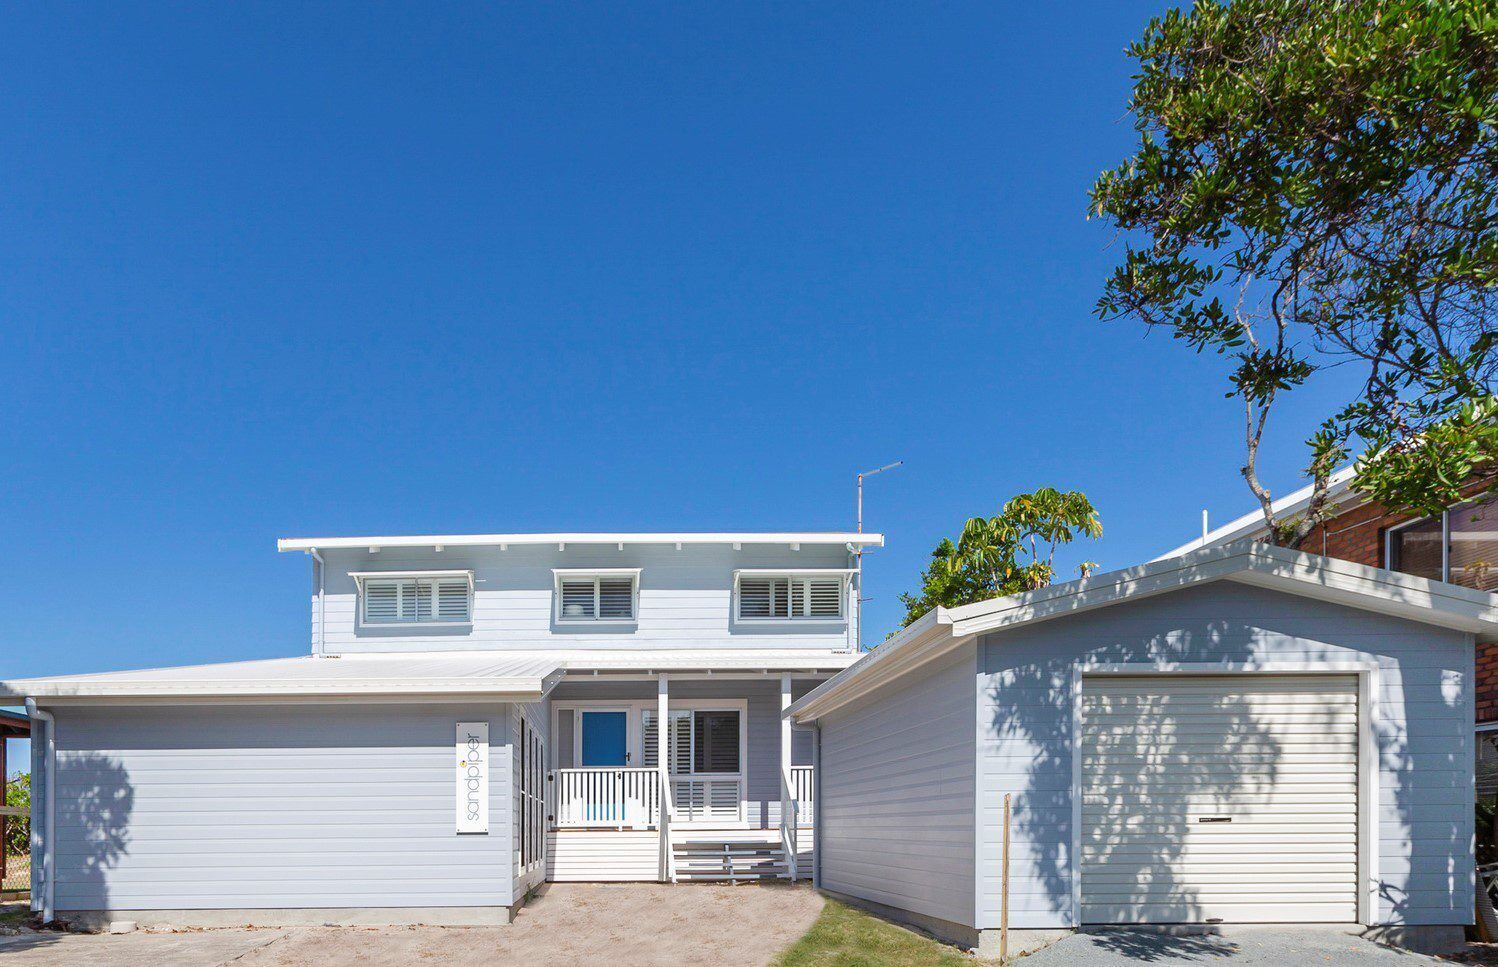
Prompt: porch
<box><xmin>544</xmin><ymin>674</ymin><xmax>820</xmax><ymax>883</ymax></box>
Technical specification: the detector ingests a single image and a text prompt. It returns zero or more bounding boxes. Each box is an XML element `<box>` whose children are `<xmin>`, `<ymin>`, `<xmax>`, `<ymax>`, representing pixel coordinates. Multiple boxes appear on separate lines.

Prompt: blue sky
<box><xmin>0</xmin><ymin>3</ymin><xmax>1361</xmax><ymax>770</ymax></box>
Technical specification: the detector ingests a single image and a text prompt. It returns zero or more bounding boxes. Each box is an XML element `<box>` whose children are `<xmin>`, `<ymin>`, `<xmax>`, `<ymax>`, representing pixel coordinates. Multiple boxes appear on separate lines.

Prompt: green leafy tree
<box><xmin>899</xmin><ymin>489</ymin><xmax>1102</xmax><ymax>627</ymax></box>
<box><xmin>3</xmin><ymin>773</ymin><xmax>28</xmax><ymax>857</ymax></box>
<box><xmin>1091</xmin><ymin>0</ymin><xmax>1498</xmax><ymax>540</ymax></box>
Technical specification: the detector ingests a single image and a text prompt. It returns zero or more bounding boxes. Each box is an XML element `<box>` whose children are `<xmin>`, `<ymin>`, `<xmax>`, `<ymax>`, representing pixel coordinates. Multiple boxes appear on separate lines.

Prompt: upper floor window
<box><xmin>353</xmin><ymin>571</ymin><xmax>473</xmax><ymax>626</ymax></box>
<box><xmin>1388</xmin><ymin>501</ymin><xmax>1498</xmax><ymax>592</ymax></box>
<box><xmin>735</xmin><ymin>570</ymin><xmax>846</xmax><ymax>621</ymax></box>
<box><xmin>554</xmin><ymin>569</ymin><xmax>640</xmax><ymax>623</ymax></box>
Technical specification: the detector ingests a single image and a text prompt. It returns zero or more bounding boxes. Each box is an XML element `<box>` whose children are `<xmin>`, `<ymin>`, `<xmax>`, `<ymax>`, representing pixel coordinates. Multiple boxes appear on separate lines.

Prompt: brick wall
<box><xmin>1292</xmin><ymin>477</ymin><xmax>1498</xmax><ymax>722</ymax></box>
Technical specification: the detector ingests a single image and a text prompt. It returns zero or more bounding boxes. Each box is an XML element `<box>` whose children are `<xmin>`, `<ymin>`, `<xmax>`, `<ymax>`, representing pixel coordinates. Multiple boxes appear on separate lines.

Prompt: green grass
<box><xmin>774</xmin><ymin>899</ymin><xmax>978</xmax><ymax>966</ymax></box>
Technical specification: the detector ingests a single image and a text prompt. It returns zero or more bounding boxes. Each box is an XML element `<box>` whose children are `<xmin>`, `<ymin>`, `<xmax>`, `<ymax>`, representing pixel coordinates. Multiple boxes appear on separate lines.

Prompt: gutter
<box><xmin>25</xmin><ymin>699</ymin><xmax>54</xmax><ymax>924</ymax></box>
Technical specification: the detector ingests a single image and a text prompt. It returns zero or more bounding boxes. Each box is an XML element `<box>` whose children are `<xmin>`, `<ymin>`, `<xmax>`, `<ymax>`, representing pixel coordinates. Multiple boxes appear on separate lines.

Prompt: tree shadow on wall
<box><xmin>984</xmin><ymin>620</ymin><xmax>1356</xmax><ymax>935</ymax></box>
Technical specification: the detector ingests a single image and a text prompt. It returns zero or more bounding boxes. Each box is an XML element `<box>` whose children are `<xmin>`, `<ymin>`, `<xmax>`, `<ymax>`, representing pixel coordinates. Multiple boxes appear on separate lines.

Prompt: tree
<box><xmin>899</xmin><ymin>489</ymin><xmax>1102</xmax><ymax>627</ymax></box>
<box><xmin>1091</xmin><ymin>0</ymin><xmax>1498</xmax><ymax>541</ymax></box>
<box><xmin>3</xmin><ymin>772</ymin><xmax>28</xmax><ymax>857</ymax></box>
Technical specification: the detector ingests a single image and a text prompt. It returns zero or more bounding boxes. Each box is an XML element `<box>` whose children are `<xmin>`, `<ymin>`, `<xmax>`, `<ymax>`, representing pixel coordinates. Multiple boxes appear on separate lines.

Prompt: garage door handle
<box><xmin>1197</xmin><ymin>816</ymin><xmax>1232</xmax><ymax>824</ymax></box>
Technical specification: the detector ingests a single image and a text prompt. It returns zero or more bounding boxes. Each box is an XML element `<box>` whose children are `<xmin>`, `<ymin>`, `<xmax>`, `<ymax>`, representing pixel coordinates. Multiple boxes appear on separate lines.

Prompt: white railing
<box><xmin>791</xmin><ymin>766</ymin><xmax>814</xmax><ymax>825</ymax></box>
<box><xmin>551</xmin><ymin>768</ymin><xmax>661</xmax><ymax>829</ymax></box>
<box><xmin>659</xmin><ymin>769</ymin><xmax>677</xmax><ymax>883</ymax></box>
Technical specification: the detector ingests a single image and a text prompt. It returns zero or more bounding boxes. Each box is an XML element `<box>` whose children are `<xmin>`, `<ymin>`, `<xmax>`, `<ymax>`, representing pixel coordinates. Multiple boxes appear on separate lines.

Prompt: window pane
<box><xmin>598</xmin><ymin>578</ymin><xmax>635</xmax><ymax>619</ymax></box>
<box><xmin>740</xmin><ymin>578</ymin><xmax>772</xmax><ymax>618</ymax></box>
<box><xmin>560</xmin><ymin>580</ymin><xmax>596</xmax><ymax>619</ymax></box>
<box><xmin>693</xmin><ymin>711</ymin><xmax>740</xmax><ymax>774</ymax></box>
<box><xmin>1449</xmin><ymin>502</ymin><xmax>1498</xmax><ymax>591</ymax></box>
<box><xmin>1389</xmin><ymin>517</ymin><xmax>1443</xmax><ymax>581</ymax></box>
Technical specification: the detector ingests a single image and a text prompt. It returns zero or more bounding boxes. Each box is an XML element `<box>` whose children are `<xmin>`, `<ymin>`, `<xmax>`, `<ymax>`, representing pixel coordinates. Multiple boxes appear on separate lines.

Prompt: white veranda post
<box><xmin>657</xmin><ymin>674</ymin><xmax>673</xmax><ymax>882</ymax></box>
<box><xmin>780</xmin><ymin>673</ymin><xmax>797</xmax><ymax>879</ymax></box>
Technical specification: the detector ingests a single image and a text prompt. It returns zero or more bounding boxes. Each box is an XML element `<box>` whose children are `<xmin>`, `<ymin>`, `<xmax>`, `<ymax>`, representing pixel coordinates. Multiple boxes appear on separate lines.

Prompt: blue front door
<box><xmin>580</xmin><ymin>711</ymin><xmax>628</xmax><ymax>766</ymax></box>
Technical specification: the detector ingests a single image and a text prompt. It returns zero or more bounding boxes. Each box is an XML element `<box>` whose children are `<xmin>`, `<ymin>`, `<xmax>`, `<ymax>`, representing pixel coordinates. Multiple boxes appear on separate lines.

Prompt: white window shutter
<box><xmin>560</xmin><ymin>579</ymin><xmax>596</xmax><ymax>620</ymax></box>
<box><xmin>436</xmin><ymin>579</ymin><xmax>471</xmax><ymax>622</ymax></box>
<box><xmin>598</xmin><ymin>577</ymin><xmax>634</xmax><ymax>619</ymax></box>
<box><xmin>364</xmin><ymin>582</ymin><xmax>400</xmax><ymax>622</ymax></box>
<box><xmin>807</xmin><ymin>579</ymin><xmax>842</xmax><ymax>617</ymax></box>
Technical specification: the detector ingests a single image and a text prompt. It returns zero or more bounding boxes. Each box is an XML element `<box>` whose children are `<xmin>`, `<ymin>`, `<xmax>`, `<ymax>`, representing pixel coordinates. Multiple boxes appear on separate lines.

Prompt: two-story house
<box><xmin>2</xmin><ymin>531</ymin><xmax>881</xmax><ymax>929</ymax></box>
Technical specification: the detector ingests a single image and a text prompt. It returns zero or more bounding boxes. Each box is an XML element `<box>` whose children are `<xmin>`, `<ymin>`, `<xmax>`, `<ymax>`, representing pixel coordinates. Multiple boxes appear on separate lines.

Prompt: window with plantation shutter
<box><xmin>736</xmin><ymin>573</ymin><xmax>845</xmax><ymax>621</ymax></box>
<box><xmin>357</xmin><ymin>574</ymin><xmax>472</xmax><ymax>626</ymax></box>
<box><xmin>642</xmin><ymin>708</ymin><xmax>739</xmax><ymax>775</ymax></box>
<box><xmin>554</xmin><ymin>570</ymin><xmax>640</xmax><ymax>623</ymax></box>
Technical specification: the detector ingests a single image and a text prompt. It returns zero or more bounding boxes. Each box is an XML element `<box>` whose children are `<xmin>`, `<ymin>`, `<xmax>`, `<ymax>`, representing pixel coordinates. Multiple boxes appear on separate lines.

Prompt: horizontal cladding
<box><xmin>51</xmin><ymin>704</ymin><xmax>515</xmax><ymax>912</ymax></box>
<box><xmin>817</xmin><ymin>648</ymin><xmax>976</xmax><ymax>928</ymax></box>
<box><xmin>316</xmin><ymin>544</ymin><xmax>854</xmax><ymax>652</ymax></box>
<box><xmin>976</xmin><ymin>580</ymin><xmax>1473</xmax><ymax>930</ymax></box>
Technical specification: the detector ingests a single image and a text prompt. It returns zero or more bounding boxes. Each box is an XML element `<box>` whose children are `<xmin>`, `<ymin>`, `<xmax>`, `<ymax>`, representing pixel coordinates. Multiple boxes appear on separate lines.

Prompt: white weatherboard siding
<box><xmin>546</xmin><ymin>830</ymin><xmax>660</xmax><ymax>881</ymax></box>
<box><xmin>1078</xmin><ymin>674</ymin><xmax>1360</xmax><ymax>924</ymax></box>
<box><xmin>977</xmin><ymin>581</ymin><xmax>1472</xmax><ymax>930</ymax></box>
<box><xmin>313</xmin><ymin>544</ymin><xmax>856</xmax><ymax>655</ymax></box>
<box><xmin>817</xmin><ymin>648</ymin><xmax>976</xmax><ymax>927</ymax></box>
<box><xmin>50</xmin><ymin>704</ymin><xmax>516</xmax><ymax>912</ymax></box>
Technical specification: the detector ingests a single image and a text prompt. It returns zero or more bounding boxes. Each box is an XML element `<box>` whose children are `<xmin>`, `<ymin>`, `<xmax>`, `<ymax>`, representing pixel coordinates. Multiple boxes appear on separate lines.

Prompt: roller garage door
<box><xmin>1079</xmin><ymin>674</ymin><xmax>1359</xmax><ymax>924</ymax></box>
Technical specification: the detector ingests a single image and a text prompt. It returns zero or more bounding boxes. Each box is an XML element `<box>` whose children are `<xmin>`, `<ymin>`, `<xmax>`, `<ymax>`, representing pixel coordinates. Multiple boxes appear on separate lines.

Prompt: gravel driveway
<box><xmin>1021</xmin><ymin>926</ymin><xmax>1445</xmax><ymax>965</ymax></box>
<box><xmin>0</xmin><ymin>883</ymin><xmax>825</xmax><ymax>967</ymax></box>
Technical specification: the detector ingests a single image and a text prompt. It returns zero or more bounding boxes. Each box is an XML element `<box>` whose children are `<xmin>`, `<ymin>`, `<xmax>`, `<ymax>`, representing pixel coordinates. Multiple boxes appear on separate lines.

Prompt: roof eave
<box><xmin>278</xmin><ymin>533</ymin><xmax>886</xmax><ymax>553</ymax></box>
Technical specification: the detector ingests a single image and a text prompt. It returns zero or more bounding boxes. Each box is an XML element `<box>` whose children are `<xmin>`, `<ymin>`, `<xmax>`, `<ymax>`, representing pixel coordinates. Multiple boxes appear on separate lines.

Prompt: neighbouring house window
<box><xmin>736</xmin><ymin>575</ymin><xmax>844</xmax><ymax>620</ymax></box>
<box><xmin>554</xmin><ymin>571</ymin><xmax>639</xmax><ymax>622</ymax></box>
<box><xmin>360</xmin><ymin>576</ymin><xmax>471</xmax><ymax>625</ymax></box>
<box><xmin>1388</xmin><ymin>502</ymin><xmax>1498</xmax><ymax>592</ymax></box>
<box><xmin>642</xmin><ymin>708</ymin><xmax>742</xmax><ymax>775</ymax></box>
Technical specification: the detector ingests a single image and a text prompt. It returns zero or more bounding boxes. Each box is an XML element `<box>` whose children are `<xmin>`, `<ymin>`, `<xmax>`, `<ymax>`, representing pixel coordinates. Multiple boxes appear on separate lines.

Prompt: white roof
<box><xmin>1155</xmin><ymin>466</ymin><xmax>1359</xmax><ymax>560</ymax></box>
<box><xmin>3</xmin><ymin>649</ymin><xmax>857</xmax><ymax>701</ymax></box>
<box><xmin>278</xmin><ymin>532</ymin><xmax>884</xmax><ymax>552</ymax></box>
<box><xmin>785</xmin><ymin>542</ymin><xmax>1498</xmax><ymax>723</ymax></box>
<box><xmin>1</xmin><ymin>654</ymin><xmax>565</xmax><ymax>701</ymax></box>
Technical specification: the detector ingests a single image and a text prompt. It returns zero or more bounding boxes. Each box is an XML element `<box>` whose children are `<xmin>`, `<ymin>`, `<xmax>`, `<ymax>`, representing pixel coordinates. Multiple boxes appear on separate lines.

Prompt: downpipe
<box><xmin>24</xmin><ymin>699</ymin><xmax>55</xmax><ymax>924</ymax></box>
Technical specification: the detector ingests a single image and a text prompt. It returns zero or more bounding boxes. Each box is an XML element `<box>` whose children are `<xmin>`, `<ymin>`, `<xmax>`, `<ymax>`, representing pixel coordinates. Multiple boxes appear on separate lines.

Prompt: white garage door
<box><xmin>1079</xmin><ymin>674</ymin><xmax>1359</xmax><ymax>924</ymax></box>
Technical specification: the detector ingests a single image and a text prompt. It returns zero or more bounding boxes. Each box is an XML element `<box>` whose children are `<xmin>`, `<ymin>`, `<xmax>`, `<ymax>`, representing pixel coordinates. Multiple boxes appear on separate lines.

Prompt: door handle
<box><xmin>1197</xmin><ymin>816</ymin><xmax>1232</xmax><ymax>824</ymax></box>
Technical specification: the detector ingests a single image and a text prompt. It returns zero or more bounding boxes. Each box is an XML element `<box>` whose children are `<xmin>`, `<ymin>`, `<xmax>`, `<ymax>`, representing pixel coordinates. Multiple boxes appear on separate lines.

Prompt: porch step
<box><xmin>671</xmin><ymin>833</ymin><xmax>791</xmax><ymax>882</ymax></box>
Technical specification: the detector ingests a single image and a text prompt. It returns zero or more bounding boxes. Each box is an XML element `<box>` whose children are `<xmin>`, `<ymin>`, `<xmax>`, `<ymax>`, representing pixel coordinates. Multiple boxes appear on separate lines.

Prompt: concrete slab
<box><xmin>0</xmin><ymin>927</ymin><xmax>287</xmax><ymax>966</ymax></box>
<box><xmin>1020</xmin><ymin>926</ymin><xmax>1446</xmax><ymax>965</ymax></box>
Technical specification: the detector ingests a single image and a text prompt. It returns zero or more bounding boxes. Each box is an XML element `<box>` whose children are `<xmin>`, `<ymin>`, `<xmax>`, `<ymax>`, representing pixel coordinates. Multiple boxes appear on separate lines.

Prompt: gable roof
<box><xmin>785</xmin><ymin>541</ymin><xmax>1498</xmax><ymax>723</ymax></box>
<box><xmin>1155</xmin><ymin>466</ymin><xmax>1359</xmax><ymax>560</ymax></box>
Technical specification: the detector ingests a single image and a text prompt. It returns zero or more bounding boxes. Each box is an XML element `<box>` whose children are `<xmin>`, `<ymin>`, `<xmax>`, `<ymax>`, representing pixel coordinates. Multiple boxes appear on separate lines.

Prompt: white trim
<box><xmin>733</xmin><ymin>568</ymin><xmax>857</xmax><ymax>576</ymax></box>
<box><xmin>348</xmin><ymin>569</ymin><xmax>475</xmax><ymax>589</ymax></box>
<box><xmin>279</xmin><ymin>532</ymin><xmax>886</xmax><ymax>552</ymax></box>
<box><xmin>552</xmin><ymin>569</ymin><xmax>642</xmax><ymax>625</ymax></box>
<box><xmin>1072</xmin><ymin>663</ymin><xmax>1378</xmax><ymax>927</ymax></box>
<box><xmin>786</xmin><ymin>541</ymin><xmax>1498</xmax><ymax>724</ymax></box>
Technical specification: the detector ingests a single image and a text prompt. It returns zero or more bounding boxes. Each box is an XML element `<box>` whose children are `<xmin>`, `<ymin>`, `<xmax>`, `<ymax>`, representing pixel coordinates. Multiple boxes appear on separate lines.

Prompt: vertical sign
<box><xmin>456</xmin><ymin>722</ymin><xmax>489</xmax><ymax>834</ymax></box>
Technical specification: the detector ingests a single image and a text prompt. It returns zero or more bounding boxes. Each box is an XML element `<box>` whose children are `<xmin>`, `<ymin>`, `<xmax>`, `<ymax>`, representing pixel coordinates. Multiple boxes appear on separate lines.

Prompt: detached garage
<box><xmin>785</xmin><ymin>543</ymin><xmax>1498</xmax><ymax>956</ymax></box>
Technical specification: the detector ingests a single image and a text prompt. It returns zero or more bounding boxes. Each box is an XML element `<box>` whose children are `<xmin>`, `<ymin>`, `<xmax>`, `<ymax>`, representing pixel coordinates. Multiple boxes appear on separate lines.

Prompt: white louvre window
<box><xmin>359</xmin><ymin>576</ymin><xmax>471</xmax><ymax>625</ymax></box>
<box><xmin>737</xmin><ymin>575</ymin><xmax>844</xmax><ymax>620</ymax></box>
<box><xmin>555</xmin><ymin>571</ymin><xmax>640</xmax><ymax>622</ymax></box>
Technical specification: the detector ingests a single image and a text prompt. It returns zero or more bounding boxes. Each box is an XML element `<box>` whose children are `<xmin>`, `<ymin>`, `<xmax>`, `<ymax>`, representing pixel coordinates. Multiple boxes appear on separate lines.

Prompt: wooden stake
<box><xmin>1002</xmin><ymin>792</ymin><xmax>1011</xmax><ymax>963</ymax></box>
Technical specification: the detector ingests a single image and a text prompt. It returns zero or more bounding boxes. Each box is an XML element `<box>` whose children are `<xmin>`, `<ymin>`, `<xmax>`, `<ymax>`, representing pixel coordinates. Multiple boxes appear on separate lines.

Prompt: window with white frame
<box><xmin>736</xmin><ymin>573</ymin><xmax>845</xmax><ymax>620</ymax></box>
<box><xmin>641</xmin><ymin>708</ymin><xmax>742</xmax><ymax>775</ymax></box>
<box><xmin>357</xmin><ymin>573</ymin><xmax>473</xmax><ymax>625</ymax></box>
<box><xmin>554</xmin><ymin>570</ymin><xmax>640</xmax><ymax>622</ymax></box>
<box><xmin>1388</xmin><ymin>501</ymin><xmax>1498</xmax><ymax>592</ymax></box>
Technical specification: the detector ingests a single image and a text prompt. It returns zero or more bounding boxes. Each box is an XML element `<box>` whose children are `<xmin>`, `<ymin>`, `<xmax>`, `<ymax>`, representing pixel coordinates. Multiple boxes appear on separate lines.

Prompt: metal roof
<box><xmin>277</xmin><ymin>532</ymin><xmax>884</xmax><ymax>552</ymax></box>
<box><xmin>1155</xmin><ymin>466</ymin><xmax>1359</xmax><ymax>560</ymax></box>
<box><xmin>1</xmin><ymin>649</ymin><xmax>859</xmax><ymax>701</ymax></box>
<box><xmin>0</xmin><ymin>654</ymin><xmax>565</xmax><ymax>701</ymax></box>
<box><xmin>786</xmin><ymin>542</ymin><xmax>1498</xmax><ymax>723</ymax></box>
